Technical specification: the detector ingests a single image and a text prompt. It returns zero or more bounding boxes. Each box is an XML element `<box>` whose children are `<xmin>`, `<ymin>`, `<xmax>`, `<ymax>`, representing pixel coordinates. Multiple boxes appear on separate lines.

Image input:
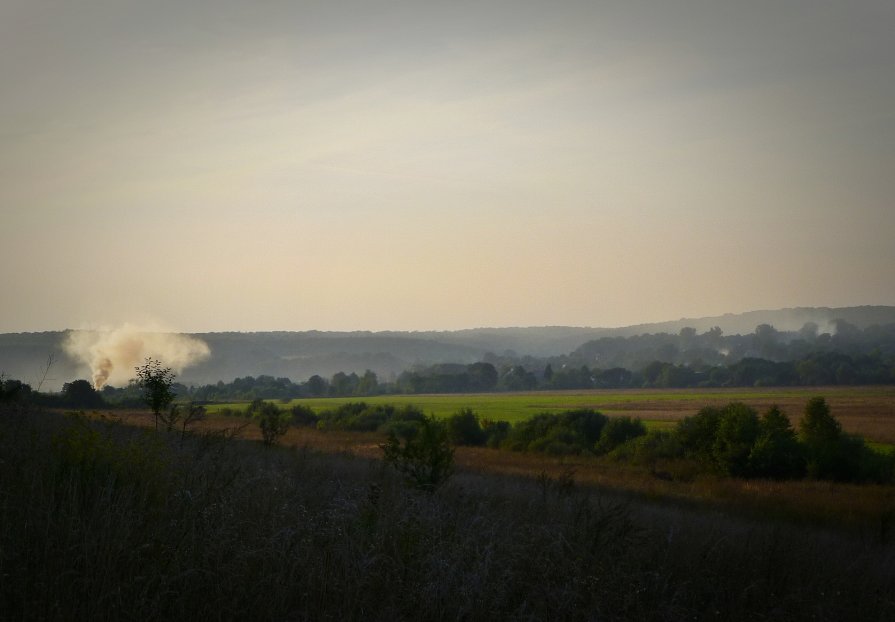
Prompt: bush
<box><xmin>676</xmin><ymin>406</ymin><xmax>723</xmax><ymax>461</ymax></box>
<box><xmin>595</xmin><ymin>416</ymin><xmax>647</xmax><ymax>455</ymax></box>
<box><xmin>255</xmin><ymin>402</ymin><xmax>291</xmax><ymax>446</ymax></box>
<box><xmin>799</xmin><ymin>397</ymin><xmax>849</xmax><ymax>480</ymax></box>
<box><xmin>506</xmin><ymin>409</ymin><xmax>608</xmax><ymax>454</ymax></box>
<box><xmin>377</xmin><ymin>405</ymin><xmax>427</xmax><ymax>438</ymax></box>
<box><xmin>482</xmin><ymin>418</ymin><xmax>511</xmax><ymax>448</ymax></box>
<box><xmin>380</xmin><ymin>416</ymin><xmax>454</xmax><ymax>492</ymax></box>
<box><xmin>290</xmin><ymin>404</ymin><xmax>318</xmax><ymax>427</ymax></box>
<box><xmin>445</xmin><ymin>408</ymin><xmax>486</xmax><ymax>446</ymax></box>
<box><xmin>608</xmin><ymin>430</ymin><xmax>684</xmax><ymax>465</ymax></box>
<box><xmin>712</xmin><ymin>403</ymin><xmax>760</xmax><ymax>476</ymax></box>
<box><xmin>747</xmin><ymin>405</ymin><xmax>805</xmax><ymax>479</ymax></box>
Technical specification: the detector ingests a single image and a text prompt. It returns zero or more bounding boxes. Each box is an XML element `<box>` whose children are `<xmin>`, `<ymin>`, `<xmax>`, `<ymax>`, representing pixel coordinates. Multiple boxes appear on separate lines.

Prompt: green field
<box><xmin>204</xmin><ymin>390</ymin><xmax>708</xmax><ymax>423</ymax></box>
<box><xmin>203</xmin><ymin>386</ymin><xmax>895</xmax><ymax>443</ymax></box>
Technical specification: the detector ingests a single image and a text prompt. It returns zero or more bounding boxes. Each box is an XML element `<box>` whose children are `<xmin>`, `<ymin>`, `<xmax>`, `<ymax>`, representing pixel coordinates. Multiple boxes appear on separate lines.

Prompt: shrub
<box><xmin>676</xmin><ymin>406</ymin><xmax>723</xmax><ymax>461</ymax></box>
<box><xmin>608</xmin><ymin>430</ymin><xmax>684</xmax><ymax>465</ymax></box>
<box><xmin>380</xmin><ymin>416</ymin><xmax>454</xmax><ymax>492</ymax></box>
<box><xmin>290</xmin><ymin>403</ymin><xmax>318</xmax><ymax>427</ymax></box>
<box><xmin>445</xmin><ymin>408</ymin><xmax>486</xmax><ymax>446</ymax></box>
<box><xmin>529</xmin><ymin>427</ymin><xmax>581</xmax><ymax>456</ymax></box>
<box><xmin>255</xmin><ymin>402</ymin><xmax>291</xmax><ymax>446</ymax></box>
<box><xmin>747</xmin><ymin>405</ymin><xmax>805</xmax><ymax>479</ymax></box>
<box><xmin>559</xmin><ymin>409</ymin><xmax>609</xmax><ymax>447</ymax></box>
<box><xmin>506</xmin><ymin>409</ymin><xmax>607</xmax><ymax>454</ymax></box>
<box><xmin>377</xmin><ymin>405</ymin><xmax>427</xmax><ymax>438</ymax></box>
<box><xmin>712</xmin><ymin>403</ymin><xmax>760</xmax><ymax>476</ymax></box>
<box><xmin>800</xmin><ymin>397</ymin><xmax>841</xmax><ymax>445</ymax></box>
<box><xmin>317</xmin><ymin>402</ymin><xmax>399</xmax><ymax>432</ymax></box>
<box><xmin>799</xmin><ymin>397</ymin><xmax>846</xmax><ymax>480</ymax></box>
<box><xmin>245</xmin><ymin>398</ymin><xmax>268</xmax><ymax>417</ymax></box>
<box><xmin>482</xmin><ymin>418</ymin><xmax>511</xmax><ymax>448</ymax></box>
<box><xmin>595</xmin><ymin>416</ymin><xmax>646</xmax><ymax>455</ymax></box>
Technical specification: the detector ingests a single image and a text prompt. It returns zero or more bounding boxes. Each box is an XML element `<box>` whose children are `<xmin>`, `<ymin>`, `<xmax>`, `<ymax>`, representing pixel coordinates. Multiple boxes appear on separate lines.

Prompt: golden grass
<box><xmin>102</xmin><ymin>408</ymin><xmax>895</xmax><ymax>534</ymax></box>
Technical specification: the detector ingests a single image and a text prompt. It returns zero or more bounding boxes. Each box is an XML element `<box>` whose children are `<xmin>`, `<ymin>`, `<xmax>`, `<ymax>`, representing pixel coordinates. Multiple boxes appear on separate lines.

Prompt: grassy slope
<box><xmin>3</xmin><ymin>405</ymin><xmax>894</xmax><ymax>621</ymax></box>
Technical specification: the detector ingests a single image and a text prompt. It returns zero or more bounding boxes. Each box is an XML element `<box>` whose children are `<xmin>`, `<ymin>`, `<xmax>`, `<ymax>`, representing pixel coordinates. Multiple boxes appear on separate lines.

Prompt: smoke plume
<box><xmin>64</xmin><ymin>325</ymin><xmax>210</xmax><ymax>389</ymax></box>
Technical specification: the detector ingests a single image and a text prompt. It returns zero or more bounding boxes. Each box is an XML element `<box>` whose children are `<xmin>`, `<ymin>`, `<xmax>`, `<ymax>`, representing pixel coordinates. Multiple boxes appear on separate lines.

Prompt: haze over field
<box><xmin>2</xmin><ymin>1</ymin><xmax>894</xmax><ymax>333</ymax></box>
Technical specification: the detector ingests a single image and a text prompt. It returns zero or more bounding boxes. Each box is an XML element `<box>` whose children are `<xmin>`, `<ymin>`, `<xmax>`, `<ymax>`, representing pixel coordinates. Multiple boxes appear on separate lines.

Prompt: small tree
<box><xmin>157</xmin><ymin>402</ymin><xmax>206</xmax><ymax>444</ymax></box>
<box><xmin>135</xmin><ymin>358</ymin><xmax>176</xmax><ymax>431</ymax></box>
<box><xmin>748</xmin><ymin>405</ymin><xmax>804</xmax><ymax>479</ymax></box>
<box><xmin>799</xmin><ymin>396</ymin><xmax>842</xmax><ymax>479</ymax></box>
<box><xmin>381</xmin><ymin>416</ymin><xmax>454</xmax><ymax>492</ymax></box>
<box><xmin>676</xmin><ymin>406</ymin><xmax>723</xmax><ymax>462</ymax></box>
<box><xmin>712</xmin><ymin>403</ymin><xmax>760</xmax><ymax>476</ymax></box>
<box><xmin>256</xmin><ymin>402</ymin><xmax>291</xmax><ymax>446</ymax></box>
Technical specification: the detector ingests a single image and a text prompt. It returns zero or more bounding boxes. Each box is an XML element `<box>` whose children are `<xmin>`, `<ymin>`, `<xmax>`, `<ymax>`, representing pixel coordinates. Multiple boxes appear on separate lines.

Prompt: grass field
<box><xmin>205</xmin><ymin>385</ymin><xmax>895</xmax><ymax>443</ymax></box>
<box><xmin>6</xmin><ymin>405</ymin><xmax>895</xmax><ymax>620</ymax></box>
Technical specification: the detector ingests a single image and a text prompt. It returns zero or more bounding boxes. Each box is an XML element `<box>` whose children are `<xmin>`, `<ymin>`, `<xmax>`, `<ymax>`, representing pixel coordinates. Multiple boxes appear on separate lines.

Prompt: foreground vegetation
<box><xmin>2</xmin><ymin>404</ymin><xmax>894</xmax><ymax>621</ymax></box>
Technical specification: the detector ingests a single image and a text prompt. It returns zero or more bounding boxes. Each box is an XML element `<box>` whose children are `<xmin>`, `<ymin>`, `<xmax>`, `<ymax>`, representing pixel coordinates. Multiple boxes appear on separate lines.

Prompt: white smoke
<box><xmin>64</xmin><ymin>325</ymin><xmax>210</xmax><ymax>389</ymax></box>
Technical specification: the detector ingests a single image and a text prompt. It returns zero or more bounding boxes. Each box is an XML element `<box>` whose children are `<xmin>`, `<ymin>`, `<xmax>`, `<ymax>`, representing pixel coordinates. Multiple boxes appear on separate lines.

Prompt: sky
<box><xmin>2</xmin><ymin>0</ymin><xmax>894</xmax><ymax>333</ymax></box>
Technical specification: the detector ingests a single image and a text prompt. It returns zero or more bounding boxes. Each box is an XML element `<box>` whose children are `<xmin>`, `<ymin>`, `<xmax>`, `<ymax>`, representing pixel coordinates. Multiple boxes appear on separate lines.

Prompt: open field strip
<box><xmin>204</xmin><ymin>386</ymin><xmax>895</xmax><ymax>443</ymax></box>
<box><xmin>99</xmin><ymin>408</ymin><xmax>895</xmax><ymax>533</ymax></box>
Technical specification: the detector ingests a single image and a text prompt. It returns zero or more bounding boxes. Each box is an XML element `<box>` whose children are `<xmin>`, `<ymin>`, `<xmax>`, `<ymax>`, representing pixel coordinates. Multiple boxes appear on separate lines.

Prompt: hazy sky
<box><xmin>3</xmin><ymin>0</ymin><xmax>894</xmax><ymax>332</ymax></box>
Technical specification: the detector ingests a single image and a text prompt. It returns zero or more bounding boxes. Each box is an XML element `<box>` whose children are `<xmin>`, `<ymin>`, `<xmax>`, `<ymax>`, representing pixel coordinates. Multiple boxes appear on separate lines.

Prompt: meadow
<box><xmin>3</xmin><ymin>403</ymin><xmax>894</xmax><ymax>621</ymax></box>
<box><xmin>105</xmin><ymin>385</ymin><xmax>895</xmax><ymax>535</ymax></box>
<box><xmin>205</xmin><ymin>385</ymin><xmax>895</xmax><ymax>443</ymax></box>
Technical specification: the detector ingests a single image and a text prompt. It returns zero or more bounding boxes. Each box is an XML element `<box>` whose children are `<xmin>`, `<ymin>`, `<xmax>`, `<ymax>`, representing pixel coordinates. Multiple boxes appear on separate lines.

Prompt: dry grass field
<box><xmin>105</xmin><ymin>386</ymin><xmax>895</xmax><ymax>535</ymax></box>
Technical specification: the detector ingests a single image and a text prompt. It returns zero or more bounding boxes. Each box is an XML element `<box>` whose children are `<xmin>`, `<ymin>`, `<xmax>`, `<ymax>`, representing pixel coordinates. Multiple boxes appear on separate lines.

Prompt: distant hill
<box><xmin>609</xmin><ymin>306</ymin><xmax>895</xmax><ymax>337</ymax></box>
<box><xmin>2</xmin><ymin>306</ymin><xmax>894</xmax><ymax>390</ymax></box>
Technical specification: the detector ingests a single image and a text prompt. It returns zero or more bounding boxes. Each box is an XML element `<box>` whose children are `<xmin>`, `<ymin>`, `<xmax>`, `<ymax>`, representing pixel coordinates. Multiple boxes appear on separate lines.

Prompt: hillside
<box><xmin>2</xmin><ymin>306</ymin><xmax>894</xmax><ymax>390</ymax></box>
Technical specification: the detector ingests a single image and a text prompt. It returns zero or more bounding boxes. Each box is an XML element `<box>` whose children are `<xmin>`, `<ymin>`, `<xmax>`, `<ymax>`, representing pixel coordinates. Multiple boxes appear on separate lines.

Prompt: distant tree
<box><xmin>1</xmin><ymin>377</ymin><xmax>33</xmax><ymax>403</ymax></box>
<box><xmin>62</xmin><ymin>379</ymin><xmax>105</xmax><ymax>409</ymax></box>
<box><xmin>330</xmin><ymin>371</ymin><xmax>359</xmax><ymax>396</ymax></box>
<box><xmin>500</xmin><ymin>365</ymin><xmax>538</xmax><ymax>391</ymax></box>
<box><xmin>640</xmin><ymin>361</ymin><xmax>667</xmax><ymax>386</ymax></box>
<box><xmin>678</xmin><ymin>326</ymin><xmax>697</xmax><ymax>348</ymax></box>
<box><xmin>799</xmin><ymin>322</ymin><xmax>819</xmax><ymax>342</ymax></box>
<box><xmin>356</xmin><ymin>369</ymin><xmax>379</xmax><ymax>395</ymax></box>
<box><xmin>656</xmin><ymin>364</ymin><xmax>696</xmax><ymax>388</ymax></box>
<box><xmin>305</xmin><ymin>374</ymin><xmax>328</xmax><ymax>397</ymax></box>
<box><xmin>467</xmin><ymin>362</ymin><xmax>499</xmax><ymax>391</ymax></box>
<box><xmin>705</xmin><ymin>326</ymin><xmax>724</xmax><ymax>347</ymax></box>
<box><xmin>753</xmin><ymin>324</ymin><xmax>782</xmax><ymax>360</ymax></box>
<box><xmin>135</xmin><ymin>358</ymin><xmax>176</xmax><ymax>431</ymax></box>
<box><xmin>594</xmin><ymin>367</ymin><xmax>632</xmax><ymax>388</ymax></box>
<box><xmin>831</xmin><ymin>319</ymin><xmax>861</xmax><ymax>340</ymax></box>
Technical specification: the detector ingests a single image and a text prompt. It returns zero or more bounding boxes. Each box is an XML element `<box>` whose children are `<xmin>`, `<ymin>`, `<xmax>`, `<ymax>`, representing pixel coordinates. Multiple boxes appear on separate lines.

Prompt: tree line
<box><xmin>223</xmin><ymin>396</ymin><xmax>893</xmax><ymax>485</ymax></box>
<box><xmin>2</xmin><ymin>321</ymin><xmax>894</xmax><ymax>409</ymax></box>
